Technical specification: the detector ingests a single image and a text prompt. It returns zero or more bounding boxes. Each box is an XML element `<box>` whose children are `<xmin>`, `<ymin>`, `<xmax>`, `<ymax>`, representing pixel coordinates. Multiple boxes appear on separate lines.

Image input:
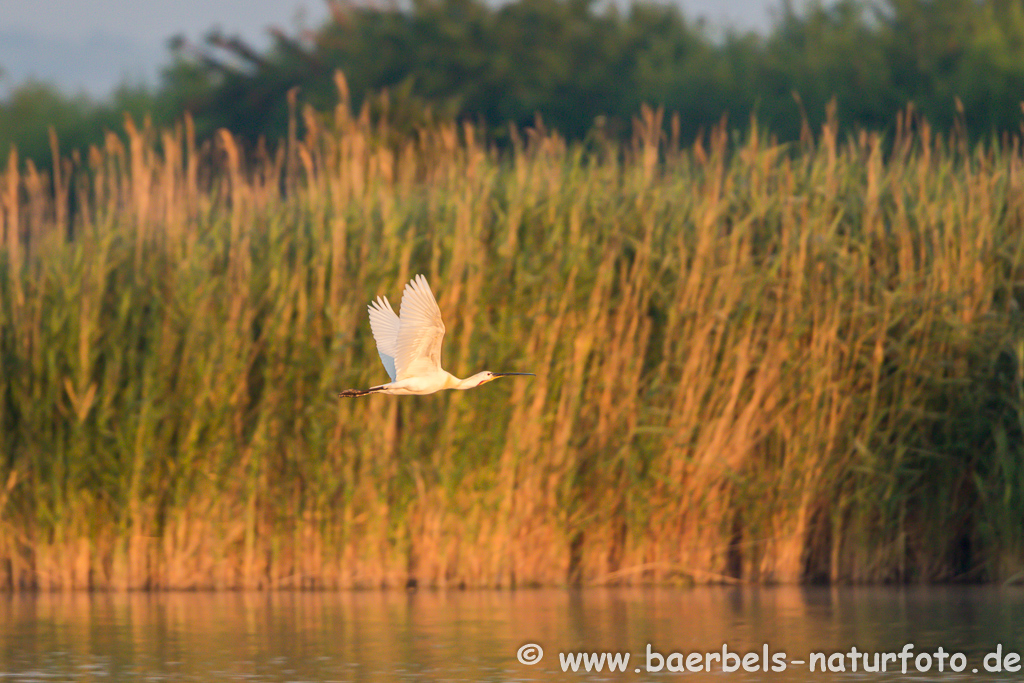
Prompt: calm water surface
<box><xmin>1</xmin><ymin>587</ymin><xmax>1023</xmax><ymax>681</ymax></box>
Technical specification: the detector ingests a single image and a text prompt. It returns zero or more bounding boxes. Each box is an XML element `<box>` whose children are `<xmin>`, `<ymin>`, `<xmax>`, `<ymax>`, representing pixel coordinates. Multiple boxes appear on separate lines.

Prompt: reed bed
<box><xmin>1</xmin><ymin>83</ymin><xmax>1024</xmax><ymax>589</ymax></box>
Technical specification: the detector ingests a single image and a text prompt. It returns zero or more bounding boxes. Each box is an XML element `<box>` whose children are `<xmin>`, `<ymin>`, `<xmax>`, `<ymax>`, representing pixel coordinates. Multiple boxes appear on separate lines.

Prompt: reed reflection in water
<box><xmin>1</xmin><ymin>587</ymin><xmax>1023</xmax><ymax>681</ymax></box>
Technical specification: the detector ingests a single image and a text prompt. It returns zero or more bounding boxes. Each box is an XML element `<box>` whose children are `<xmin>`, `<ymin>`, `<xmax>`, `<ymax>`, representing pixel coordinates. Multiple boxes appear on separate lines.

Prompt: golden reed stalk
<box><xmin>0</xmin><ymin>80</ymin><xmax>1023</xmax><ymax>589</ymax></box>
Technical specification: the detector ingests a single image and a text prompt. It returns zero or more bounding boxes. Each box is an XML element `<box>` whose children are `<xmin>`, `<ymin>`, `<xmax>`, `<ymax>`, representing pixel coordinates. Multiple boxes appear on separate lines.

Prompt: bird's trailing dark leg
<box><xmin>338</xmin><ymin>386</ymin><xmax>385</xmax><ymax>398</ymax></box>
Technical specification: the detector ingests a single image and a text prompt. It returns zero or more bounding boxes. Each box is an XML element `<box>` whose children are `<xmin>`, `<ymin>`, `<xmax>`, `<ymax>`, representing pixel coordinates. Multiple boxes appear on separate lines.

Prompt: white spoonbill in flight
<box><xmin>338</xmin><ymin>274</ymin><xmax>534</xmax><ymax>397</ymax></box>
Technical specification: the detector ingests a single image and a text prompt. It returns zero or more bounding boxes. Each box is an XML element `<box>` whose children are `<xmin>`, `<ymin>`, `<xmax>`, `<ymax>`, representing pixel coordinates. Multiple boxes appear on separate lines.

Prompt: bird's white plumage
<box><xmin>338</xmin><ymin>274</ymin><xmax>533</xmax><ymax>397</ymax></box>
<box><xmin>367</xmin><ymin>295</ymin><xmax>399</xmax><ymax>381</ymax></box>
<box><xmin>366</xmin><ymin>274</ymin><xmax>445</xmax><ymax>382</ymax></box>
<box><xmin>394</xmin><ymin>274</ymin><xmax>446</xmax><ymax>380</ymax></box>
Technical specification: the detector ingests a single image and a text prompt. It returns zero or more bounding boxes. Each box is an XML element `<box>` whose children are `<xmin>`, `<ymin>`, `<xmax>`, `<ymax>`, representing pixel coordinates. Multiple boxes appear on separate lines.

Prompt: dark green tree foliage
<box><xmin>163</xmin><ymin>0</ymin><xmax>723</xmax><ymax>141</ymax></box>
<box><xmin>5</xmin><ymin>0</ymin><xmax>1024</xmax><ymax>164</ymax></box>
<box><xmin>0</xmin><ymin>83</ymin><xmax>157</xmax><ymax>165</ymax></box>
<box><xmin>879</xmin><ymin>0</ymin><xmax>1024</xmax><ymax>131</ymax></box>
<box><xmin>164</xmin><ymin>0</ymin><xmax>1024</xmax><ymax>146</ymax></box>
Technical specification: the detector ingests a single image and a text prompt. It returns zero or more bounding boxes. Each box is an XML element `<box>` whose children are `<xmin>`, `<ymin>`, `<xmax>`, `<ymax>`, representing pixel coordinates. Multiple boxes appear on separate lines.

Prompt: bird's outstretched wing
<box><xmin>367</xmin><ymin>295</ymin><xmax>399</xmax><ymax>381</ymax></box>
<box><xmin>395</xmin><ymin>274</ymin><xmax>445</xmax><ymax>380</ymax></box>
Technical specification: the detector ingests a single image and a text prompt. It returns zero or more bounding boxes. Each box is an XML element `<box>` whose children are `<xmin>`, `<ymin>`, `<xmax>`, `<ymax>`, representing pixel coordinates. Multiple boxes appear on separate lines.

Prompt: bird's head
<box><xmin>466</xmin><ymin>371</ymin><xmax>535</xmax><ymax>388</ymax></box>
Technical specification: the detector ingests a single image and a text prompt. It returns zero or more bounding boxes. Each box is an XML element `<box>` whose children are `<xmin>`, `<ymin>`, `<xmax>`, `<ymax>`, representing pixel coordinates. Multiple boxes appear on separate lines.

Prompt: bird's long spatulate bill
<box><xmin>493</xmin><ymin>372</ymin><xmax>535</xmax><ymax>377</ymax></box>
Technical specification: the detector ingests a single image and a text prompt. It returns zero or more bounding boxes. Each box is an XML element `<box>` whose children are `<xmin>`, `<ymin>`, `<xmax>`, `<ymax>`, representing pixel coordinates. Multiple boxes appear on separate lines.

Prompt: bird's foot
<box><xmin>338</xmin><ymin>388</ymin><xmax>372</xmax><ymax>397</ymax></box>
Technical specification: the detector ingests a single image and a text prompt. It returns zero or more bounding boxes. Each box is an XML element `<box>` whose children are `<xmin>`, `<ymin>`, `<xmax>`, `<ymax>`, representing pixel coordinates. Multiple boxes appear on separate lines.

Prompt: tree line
<box><xmin>4</xmin><ymin>0</ymin><xmax>1024</xmax><ymax>164</ymax></box>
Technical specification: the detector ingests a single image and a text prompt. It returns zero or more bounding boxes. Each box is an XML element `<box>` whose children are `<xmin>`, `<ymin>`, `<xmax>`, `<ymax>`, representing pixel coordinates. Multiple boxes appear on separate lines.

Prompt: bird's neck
<box><xmin>449</xmin><ymin>372</ymin><xmax>481</xmax><ymax>390</ymax></box>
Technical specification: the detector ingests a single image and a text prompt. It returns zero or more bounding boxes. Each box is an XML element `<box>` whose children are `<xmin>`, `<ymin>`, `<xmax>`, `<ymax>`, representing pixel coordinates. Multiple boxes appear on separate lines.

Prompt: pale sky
<box><xmin>0</xmin><ymin>0</ymin><xmax>783</xmax><ymax>98</ymax></box>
